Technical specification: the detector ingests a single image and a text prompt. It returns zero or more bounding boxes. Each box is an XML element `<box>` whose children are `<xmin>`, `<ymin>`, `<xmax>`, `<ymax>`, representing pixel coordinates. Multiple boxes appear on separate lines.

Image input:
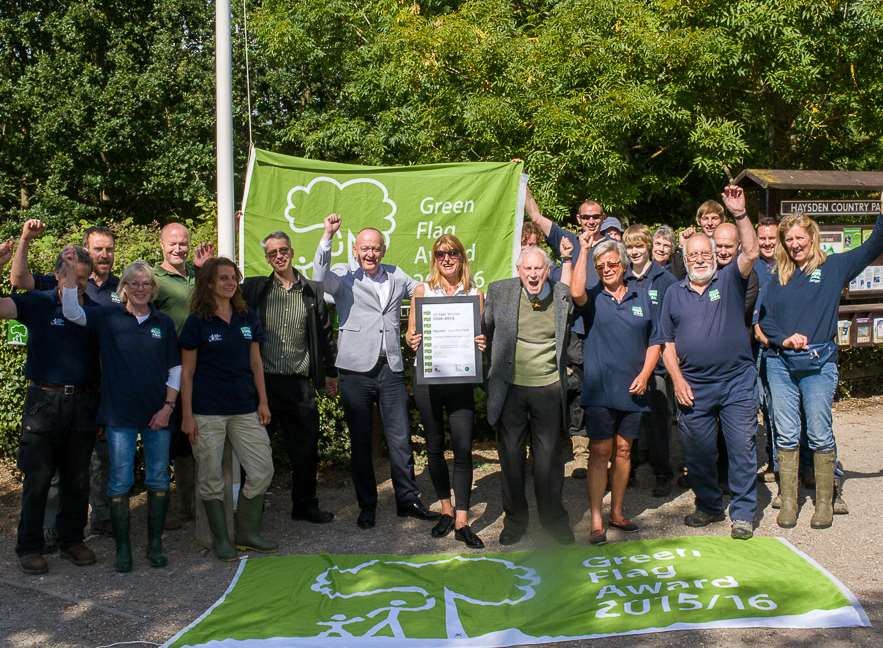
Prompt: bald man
<box><xmin>713</xmin><ymin>222</ymin><xmax>759</xmax><ymax>324</ymax></box>
<box><xmin>313</xmin><ymin>214</ymin><xmax>439</xmax><ymax>530</ymax></box>
<box><xmin>153</xmin><ymin>223</ymin><xmax>213</xmax><ymax>528</ymax></box>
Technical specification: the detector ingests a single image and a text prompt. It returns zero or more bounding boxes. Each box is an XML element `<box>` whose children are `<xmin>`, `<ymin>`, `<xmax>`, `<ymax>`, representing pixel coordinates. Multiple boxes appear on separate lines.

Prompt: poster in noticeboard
<box><xmin>855</xmin><ymin>317</ymin><xmax>872</xmax><ymax>344</ymax></box>
<box><xmin>874</xmin><ymin>318</ymin><xmax>883</xmax><ymax>344</ymax></box>
<box><xmin>837</xmin><ymin>320</ymin><xmax>852</xmax><ymax>345</ymax></box>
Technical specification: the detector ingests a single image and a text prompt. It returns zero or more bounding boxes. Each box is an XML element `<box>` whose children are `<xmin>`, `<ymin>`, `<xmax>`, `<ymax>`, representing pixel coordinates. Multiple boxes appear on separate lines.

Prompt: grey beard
<box><xmin>688</xmin><ymin>260</ymin><xmax>717</xmax><ymax>285</ymax></box>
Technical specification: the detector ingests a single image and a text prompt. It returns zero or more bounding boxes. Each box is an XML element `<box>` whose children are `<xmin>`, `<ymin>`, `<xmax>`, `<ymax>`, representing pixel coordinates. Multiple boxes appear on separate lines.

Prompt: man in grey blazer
<box><xmin>484</xmin><ymin>246</ymin><xmax>574</xmax><ymax>545</ymax></box>
<box><xmin>313</xmin><ymin>214</ymin><xmax>439</xmax><ymax>530</ymax></box>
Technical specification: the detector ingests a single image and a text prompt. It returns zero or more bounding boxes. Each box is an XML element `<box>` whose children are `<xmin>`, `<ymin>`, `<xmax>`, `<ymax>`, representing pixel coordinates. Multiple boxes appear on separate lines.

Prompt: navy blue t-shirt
<box><xmin>84</xmin><ymin>305</ymin><xmax>180</xmax><ymax>427</ymax></box>
<box><xmin>546</xmin><ymin>224</ymin><xmax>601</xmax><ymax>290</ymax></box>
<box><xmin>579</xmin><ymin>285</ymin><xmax>662</xmax><ymax>412</ymax></box>
<box><xmin>659</xmin><ymin>261</ymin><xmax>754</xmax><ymax>384</ymax></box>
<box><xmin>11</xmin><ymin>290</ymin><xmax>100</xmax><ymax>385</ymax></box>
<box><xmin>179</xmin><ymin>309</ymin><xmax>265</xmax><ymax>416</ymax></box>
<box><xmin>759</xmin><ymin>214</ymin><xmax>883</xmax><ymax>348</ymax></box>
<box><xmin>35</xmin><ymin>273</ymin><xmax>120</xmax><ymax>306</ymax></box>
<box><xmin>626</xmin><ymin>262</ymin><xmax>676</xmax><ymax>374</ymax></box>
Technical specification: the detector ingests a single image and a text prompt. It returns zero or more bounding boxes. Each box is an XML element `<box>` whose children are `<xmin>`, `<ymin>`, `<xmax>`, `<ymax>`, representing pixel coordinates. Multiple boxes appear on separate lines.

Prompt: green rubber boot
<box><xmin>109</xmin><ymin>496</ymin><xmax>132</xmax><ymax>573</ymax></box>
<box><xmin>202</xmin><ymin>499</ymin><xmax>238</xmax><ymax>561</ymax></box>
<box><xmin>775</xmin><ymin>448</ymin><xmax>798</xmax><ymax>529</ymax></box>
<box><xmin>234</xmin><ymin>494</ymin><xmax>278</xmax><ymax>553</ymax></box>
<box><xmin>146</xmin><ymin>491</ymin><xmax>169</xmax><ymax>568</ymax></box>
<box><xmin>811</xmin><ymin>451</ymin><xmax>835</xmax><ymax>529</ymax></box>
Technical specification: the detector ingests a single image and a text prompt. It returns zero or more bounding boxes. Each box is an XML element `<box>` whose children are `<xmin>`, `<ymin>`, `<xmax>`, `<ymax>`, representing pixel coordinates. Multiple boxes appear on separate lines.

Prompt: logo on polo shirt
<box><xmin>150</xmin><ymin>327</ymin><xmax>162</xmax><ymax>339</ymax></box>
<box><xmin>50</xmin><ymin>317</ymin><xmax>65</xmax><ymax>327</ymax></box>
<box><xmin>708</xmin><ymin>288</ymin><xmax>721</xmax><ymax>302</ymax></box>
<box><xmin>648</xmin><ymin>289</ymin><xmax>658</xmax><ymax>304</ymax></box>
<box><xmin>631</xmin><ymin>306</ymin><xmax>644</xmax><ymax>318</ymax></box>
<box><xmin>809</xmin><ymin>269</ymin><xmax>822</xmax><ymax>283</ymax></box>
<box><xmin>240</xmin><ymin>326</ymin><xmax>253</xmax><ymax>340</ymax></box>
<box><xmin>208</xmin><ymin>333</ymin><xmax>223</xmax><ymax>342</ymax></box>
<box><xmin>111</xmin><ymin>292</ymin><xmax>122</xmax><ymax>304</ymax></box>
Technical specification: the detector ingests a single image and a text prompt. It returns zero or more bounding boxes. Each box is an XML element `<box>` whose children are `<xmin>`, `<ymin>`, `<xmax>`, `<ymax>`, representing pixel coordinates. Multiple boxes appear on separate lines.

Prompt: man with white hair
<box><xmin>483</xmin><ymin>245</ymin><xmax>574</xmax><ymax>546</ymax></box>
<box><xmin>660</xmin><ymin>185</ymin><xmax>759</xmax><ymax>540</ymax></box>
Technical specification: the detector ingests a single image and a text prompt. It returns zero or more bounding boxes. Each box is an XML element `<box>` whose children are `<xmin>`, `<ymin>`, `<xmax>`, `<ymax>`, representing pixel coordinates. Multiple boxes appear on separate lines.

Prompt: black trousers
<box><xmin>497</xmin><ymin>383</ymin><xmax>569</xmax><ymax>533</ymax></box>
<box><xmin>339</xmin><ymin>360</ymin><xmax>419</xmax><ymax>511</ymax></box>
<box><xmin>16</xmin><ymin>386</ymin><xmax>98</xmax><ymax>555</ymax></box>
<box><xmin>643</xmin><ymin>373</ymin><xmax>674</xmax><ymax>479</ymax></box>
<box><xmin>412</xmin><ymin>380</ymin><xmax>475</xmax><ymax>510</ymax></box>
<box><xmin>265</xmin><ymin>373</ymin><xmax>323</xmax><ymax>513</ymax></box>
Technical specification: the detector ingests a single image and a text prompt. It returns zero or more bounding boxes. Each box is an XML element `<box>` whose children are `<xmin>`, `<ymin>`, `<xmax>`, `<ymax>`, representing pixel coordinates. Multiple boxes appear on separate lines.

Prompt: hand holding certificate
<box><xmin>414</xmin><ymin>295</ymin><xmax>483</xmax><ymax>384</ymax></box>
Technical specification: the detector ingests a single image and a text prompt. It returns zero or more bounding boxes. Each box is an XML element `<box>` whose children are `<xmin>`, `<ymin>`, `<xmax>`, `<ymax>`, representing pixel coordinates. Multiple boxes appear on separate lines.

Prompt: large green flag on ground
<box><xmin>240</xmin><ymin>149</ymin><xmax>525</xmax><ymax>289</ymax></box>
<box><xmin>163</xmin><ymin>537</ymin><xmax>868</xmax><ymax>647</ymax></box>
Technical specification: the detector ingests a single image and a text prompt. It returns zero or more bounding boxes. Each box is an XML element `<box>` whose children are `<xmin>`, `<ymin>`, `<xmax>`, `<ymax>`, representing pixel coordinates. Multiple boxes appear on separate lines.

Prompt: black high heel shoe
<box><xmin>454</xmin><ymin>525</ymin><xmax>484</xmax><ymax>549</ymax></box>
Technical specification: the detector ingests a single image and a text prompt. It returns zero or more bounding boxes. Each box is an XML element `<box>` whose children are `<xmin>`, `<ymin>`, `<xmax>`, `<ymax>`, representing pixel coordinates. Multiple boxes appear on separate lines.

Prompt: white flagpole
<box><xmin>216</xmin><ymin>0</ymin><xmax>235</xmax><ymax>259</ymax></box>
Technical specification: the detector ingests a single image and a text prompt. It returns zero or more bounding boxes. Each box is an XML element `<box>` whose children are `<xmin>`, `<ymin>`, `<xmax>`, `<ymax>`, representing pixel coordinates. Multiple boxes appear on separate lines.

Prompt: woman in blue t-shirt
<box><xmin>758</xmin><ymin>208</ymin><xmax>883</xmax><ymax>530</ymax></box>
<box><xmin>179</xmin><ymin>257</ymin><xmax>276</xmax><ymax>560</ymax></box>
<box><xmin>572</xmin><ymin>236</ymin><xmax>663</xmax><ymax>545</ymax></box>
<box><xmin>60</xmin><ymin>256</ymin><xmax>180</xmax><ymax>573</ymax></box>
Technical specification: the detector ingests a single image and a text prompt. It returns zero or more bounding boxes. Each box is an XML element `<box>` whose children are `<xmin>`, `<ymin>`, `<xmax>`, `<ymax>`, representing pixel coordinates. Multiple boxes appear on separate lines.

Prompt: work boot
<box><xmin>60</xmin><ymin>542</ymin><xmax>96</xmax><ymax>566</ymax></box>
<box><xmin>234</xmin><ymin>494</ymin><xmax>278</xmax><ymax>553</ymax></box>
<box><xmin>202</xmin><ymin>499</ymin><xmax>238</xmax><ymax>561</ymax></box>
<box><xmin>775</xmin><ymin>448</ymin><xmax>799</xmax><ymax>529</ymax></box>
<box><xmin>811</xmin><ymin>451</ymin><xmax>835</xmax><ymax>529</ymax></box>
<box><xmin>19</xmin><ymin>553</ymin><xmax>48</xmax><ymax>575</ymax></box>
<box><xmin>146</xmin><ymin>491</ymin><xmax>169</xmax><ymax>568</ymax></box>
<box><xmin>570</xmin><ymin>436</ymin><xmax>588</xmax><ymax>479</ymax></box>
<box><xmin>109</xmin><ymin>495</ymin><xmax>132</xmax><ymax>573</ymax></box>
<box><xmin>833</xmin><ymin>478</ymin><xmax>849</xmax><ymax>515</ymax></box>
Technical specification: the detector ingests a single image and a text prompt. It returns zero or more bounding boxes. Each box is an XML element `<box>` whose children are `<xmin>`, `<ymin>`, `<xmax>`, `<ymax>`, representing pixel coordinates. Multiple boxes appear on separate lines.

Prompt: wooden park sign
<box><xmin>780</xmin><ymin>199</ymin><xmax>881</xmax><ymax>217</ymax></box>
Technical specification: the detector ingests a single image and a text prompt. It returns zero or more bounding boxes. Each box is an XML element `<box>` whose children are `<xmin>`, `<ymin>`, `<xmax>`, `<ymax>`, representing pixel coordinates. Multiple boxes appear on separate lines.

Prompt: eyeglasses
<box><xmin>357</xmin><ymin>246</ymin><xmax>383</xmax><ymax>254</ymax></box>
<box><xmin>686</xmin><ymin>251</ymin><xmax>714</xmax><ymax>261</ymax></box>
<box><xmin>434</xmin><ymin>249</ymin><xmax>461</xmax><ymax>260</ymax></box>
<box><xmin>266</xmin><ymin>247</ymin><xmax>291</xmax><ymax>260</ymax></box>
<box><xmin>126</xmin><ymin>281</ymin><xmax>153</xmax><ymax>289</ymax></box>
<box><xmin>594</xmin><ymin>261</ymin><xmax>622</xmax><ymax>271</ymax></box>
<box><xmin>578</xmin><ymin>212</ymin><xmax>603</xmax><ymax>221</ymax></box>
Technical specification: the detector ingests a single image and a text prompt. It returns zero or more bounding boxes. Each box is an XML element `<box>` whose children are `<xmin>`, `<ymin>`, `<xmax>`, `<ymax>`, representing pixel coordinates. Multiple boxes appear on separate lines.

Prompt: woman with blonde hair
<box><xmin>60</xmin><ymin>257</ymin><xmax>180</xmax><ymax>572</ymax></box>
<box><xmin>179</xmin><ymin>257</ymin><xmax>276</xmax><ymax>560</ymax></box>
<box><xmin>758</xmin><ymin>207</ymin><xmax>883</xmax><ymax>530</ymax></box>
<box><xmin>406</xmin><ymin>234</ymin><xmax>486</xmax><ymax>548</ymax></box>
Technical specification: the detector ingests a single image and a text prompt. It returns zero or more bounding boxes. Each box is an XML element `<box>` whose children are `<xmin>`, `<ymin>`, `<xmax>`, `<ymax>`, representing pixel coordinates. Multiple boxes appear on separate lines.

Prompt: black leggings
<box><xmin>412</xmin><ymin>381</ymin><xmax>475</xmax><ymax>511</ymax></box>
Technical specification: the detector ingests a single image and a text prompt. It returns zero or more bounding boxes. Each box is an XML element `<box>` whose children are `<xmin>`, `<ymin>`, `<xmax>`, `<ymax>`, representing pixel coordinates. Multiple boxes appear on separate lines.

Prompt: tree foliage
<box><xmin>2</xmin><ymin>0</ymin><xmax>882</xmax><ymax>233</ymax></box>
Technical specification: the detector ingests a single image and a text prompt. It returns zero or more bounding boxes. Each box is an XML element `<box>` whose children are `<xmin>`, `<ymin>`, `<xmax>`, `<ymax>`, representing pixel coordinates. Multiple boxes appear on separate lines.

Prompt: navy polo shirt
<box><xmin>179</xmin><ymin>309</ymin><xmax>265</xmax><ymax>416</ymax></box>
<box><xmin>751</xmin><ymin>257</ymin><xmax>776</xmax><ymax>327</ymax></box>
<box><xmin>659</xmin><ymin>261</ymin><xmax>754</xmax><ymax>384</ymax></box>
<box><xmin>546</xmin><ymin>223</ymin><xmax>601</xmax><ymax>290</ymax></box>
<box><xmin>85</xmin><ymin>305</ymin><xmax>180</xmax><ymax>427</ymax></box>
<box><xmin>625</xmin><ymin>262</ymin><xmax>677</xmax><ymax>315</ymax></box>
<box><xmin>579</xmin><ymin>286</ymin><xmax>662</xmax><ymax>412</ymax></box>
<box><xmin>34</xmin><ymin>273</ymin><xmax>121</xmax><ymax>306</ymax></box>
<box><xmin>758</xmin><ymin>214</ymin><xmax>883</xmax><ymax>347</ymax></box>
<box><xmin>11</xmin><ymin>290</ymin><xmax>100</xmax><ymax>385</ymax></box>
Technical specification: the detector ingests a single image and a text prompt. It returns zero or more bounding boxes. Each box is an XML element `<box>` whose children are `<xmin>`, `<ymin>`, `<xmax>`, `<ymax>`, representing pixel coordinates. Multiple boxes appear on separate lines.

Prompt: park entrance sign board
<box><xmin>239</xmin><ymin>149</ymin><xmax>525</xmax><ymax>289</ymax></box>
<box><xmin>163</xmin><ymin>537</ymin><xmax>868</xmax><ymax>647</ymax></box>
<box><xmin>780</xmin><ymin>199</ymin><xmax>881</xmax><ymax>217</ymax></box>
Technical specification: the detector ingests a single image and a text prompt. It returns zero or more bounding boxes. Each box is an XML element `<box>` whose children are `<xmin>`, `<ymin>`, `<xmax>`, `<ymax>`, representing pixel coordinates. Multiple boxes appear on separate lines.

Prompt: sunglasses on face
<box><xmin>578</xmin><ymin>213</ymin><xmax>603</xmax><ymax>221</ymax></box>
<box><xmin>266</xmin><ymin>247</ymin><xmax>291</xmax><ymax>260</ymax></box>
<box><xmin>434</xmin><ymin>249</ymin><xmax>461</xmax><ymax>260</ymax></box>
<box><xmin>594</xmin><ymin>261</ymin><xmax>622</xmax><ymax>271</ymax></box>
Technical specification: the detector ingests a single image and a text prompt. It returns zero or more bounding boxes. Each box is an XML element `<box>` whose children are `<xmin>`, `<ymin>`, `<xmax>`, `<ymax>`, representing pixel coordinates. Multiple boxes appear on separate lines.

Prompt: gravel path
<box><xmin>0</xmin><ymin>397</ymin><xmax>880</xmax><ymax>648</ymax></box>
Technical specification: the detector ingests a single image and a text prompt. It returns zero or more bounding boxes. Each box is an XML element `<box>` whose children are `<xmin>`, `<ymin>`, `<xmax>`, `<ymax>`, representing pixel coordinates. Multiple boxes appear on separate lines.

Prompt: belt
<box><xmin>32</xmin><ymin>382</ymin><xmax>98</xmax><ymax>396</ymax></box>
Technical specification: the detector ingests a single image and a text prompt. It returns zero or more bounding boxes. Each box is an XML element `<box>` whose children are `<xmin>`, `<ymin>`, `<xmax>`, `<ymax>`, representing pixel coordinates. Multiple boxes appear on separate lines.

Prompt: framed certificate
<box><xmin>414</xmin><ymin>295</ymin><xmax>483</xmax><ymax>384</ymax></box>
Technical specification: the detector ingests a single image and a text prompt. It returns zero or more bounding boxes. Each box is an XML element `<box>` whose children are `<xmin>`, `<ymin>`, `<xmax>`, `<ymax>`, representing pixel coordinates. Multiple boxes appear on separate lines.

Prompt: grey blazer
<box><xmin>482</xmin><ymin>278</ymin><xmax>572</xmax><ymax>429</ymax></box>
<box><xmin>313</xmin><ymin>241</ymin><xmax>418</xmax><ymax>372</ymax></box>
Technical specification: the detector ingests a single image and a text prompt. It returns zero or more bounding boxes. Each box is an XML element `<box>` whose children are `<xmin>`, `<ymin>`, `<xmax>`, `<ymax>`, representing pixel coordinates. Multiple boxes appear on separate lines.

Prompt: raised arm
<box><xmin>722</xmin><ymin>185</ymin><xmax>758</xmax><ymax>277</ymax></box>
<box><xmin>10</xmin><ymin>219</ymin><xmax>45</xmax><ymax>290</ymax></box>
<box><xmin>524</xmin><ymin>185</ymin><xmax>554</xmax><ymax>237</ymax></box>
<box><xmin>312</xmin><ymin>213</ymin><xmax>342</xmax><ymax>292</ymax></box>
<box><xmin>840</xmin><ymin>208</ymin><xmax>883</xmax><ymax>281</ymax></box>
<box><xmin>59</xmin><ymin>247</ymin><xmax>87</xmax><ymax>325</ymax></box>
<box><xmin>570</xmin><ymin>231</ymin><xmax>592</xmax><ymax>306</ymax></box>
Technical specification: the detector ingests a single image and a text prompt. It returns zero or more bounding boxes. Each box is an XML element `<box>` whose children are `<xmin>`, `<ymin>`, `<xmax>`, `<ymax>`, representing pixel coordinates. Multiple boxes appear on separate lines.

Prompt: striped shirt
<box><xmin>260</xmin><ymin>276</ymin><xmax>310</xmax><ymax>376</ymax></box>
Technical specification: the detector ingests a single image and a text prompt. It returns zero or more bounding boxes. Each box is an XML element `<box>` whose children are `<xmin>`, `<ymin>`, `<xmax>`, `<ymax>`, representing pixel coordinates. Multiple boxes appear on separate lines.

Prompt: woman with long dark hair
<box><xmin>179</xmin><ymin>257</ymin><xmax>276</xmax><ymax>560</ymax></box>
<box><xmin>406</xmin><ymin>234</ymin><xmax>486</xmax><ymax>549</ymax></box>
<box><xmin>758</xmin><ymin>207</ymin><xmax>883</xmax><ymax>530</ymax></box>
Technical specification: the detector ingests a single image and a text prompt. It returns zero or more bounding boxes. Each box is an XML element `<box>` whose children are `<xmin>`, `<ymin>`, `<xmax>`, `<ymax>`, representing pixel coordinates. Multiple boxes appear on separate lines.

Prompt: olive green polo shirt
<box><xmin>153</xmin><ymin>262</ymin><xmax>197</xmax><ymax>334</ymax></box>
